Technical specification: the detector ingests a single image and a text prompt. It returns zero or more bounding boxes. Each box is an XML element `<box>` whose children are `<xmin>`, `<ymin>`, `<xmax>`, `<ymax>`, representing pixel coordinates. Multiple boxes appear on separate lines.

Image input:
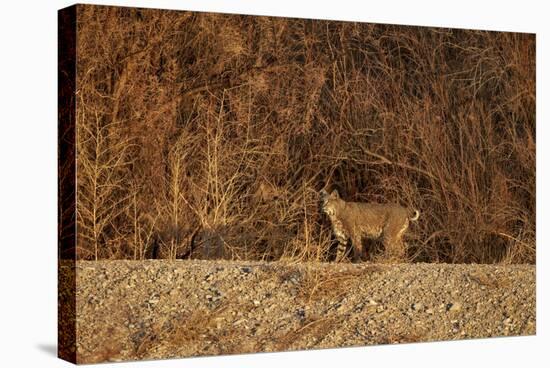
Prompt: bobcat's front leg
<box><xmin>334</xmin><ymin>234</ymin><xmax>349</xmax><ymax>262</ymax></box>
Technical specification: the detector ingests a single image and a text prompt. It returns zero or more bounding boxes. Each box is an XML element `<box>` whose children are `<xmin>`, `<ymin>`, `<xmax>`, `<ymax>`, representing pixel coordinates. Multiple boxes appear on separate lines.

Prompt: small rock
<box><xmin>451</xmin><ymin>320</ymin><xmax>460</xmax><ymax>333</ymax></box>
<box><xmin>214</xmin><ymin>317</ymin><xmax>224</xmax><ymax>329</ymax></box>
<box><xmin>411</xmin><ymin>303</ymin><xmax>423</xmax><ymax>311</ymax></box>
<box><xmin>253</xmin><ymin>300</ymin><xmax>261</xmax><ymax>306</ymax></box>
<box><xmin>448</xmin><ymin>302</ymin><xmax>462</xmax><ymax>312</ymax></box>
<box><xmin>296</xmin><ymin>308</ymin><xmax>306</xmax><ymax>320</ymax></box>
<box><xmin>149</xmin><ymin>295</ymin><xmax>160</xmax><ymax>304</ymax></box>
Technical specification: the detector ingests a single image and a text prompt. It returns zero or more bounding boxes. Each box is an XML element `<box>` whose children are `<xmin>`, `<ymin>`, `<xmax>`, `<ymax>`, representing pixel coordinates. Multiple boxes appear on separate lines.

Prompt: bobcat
<box><xmin>320</xmin><ymin>189</ymin><xmax>419</xmax><ymax>262</ymax></box>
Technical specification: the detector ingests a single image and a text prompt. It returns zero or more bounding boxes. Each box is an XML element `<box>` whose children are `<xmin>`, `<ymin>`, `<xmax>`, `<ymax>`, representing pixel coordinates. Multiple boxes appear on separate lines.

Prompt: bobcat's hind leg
<box><xmin>383</xmin><ymin>234</ymin><xmax>406</xmax><ymax>261</ymax></box>
<box><xmin>351</xmin><ymin>235</ymin><xmax>364</xmax><ymax>262</ymax></box>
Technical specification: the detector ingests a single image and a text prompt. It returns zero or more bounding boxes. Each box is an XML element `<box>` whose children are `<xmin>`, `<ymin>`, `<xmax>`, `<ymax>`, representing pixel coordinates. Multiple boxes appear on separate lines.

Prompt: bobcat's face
<box><xmin>320</xmin><ymin>189</ymin><xmax>341</xmax><ymax>216</ymax></box>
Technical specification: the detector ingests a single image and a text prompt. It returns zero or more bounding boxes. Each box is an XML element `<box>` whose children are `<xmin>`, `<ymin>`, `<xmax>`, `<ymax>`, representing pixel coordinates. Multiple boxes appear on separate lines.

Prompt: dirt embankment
<box><xmin>60</xmin><ymin>260</ymin><xmax>535</xmax><ymax>364</ymax></box>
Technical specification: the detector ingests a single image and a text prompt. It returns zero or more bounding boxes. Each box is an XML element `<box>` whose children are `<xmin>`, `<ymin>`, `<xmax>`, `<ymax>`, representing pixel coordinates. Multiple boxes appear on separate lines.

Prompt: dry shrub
<box><xmin>468</xmin><ymin>271</ymin><xmax>512</xmax><ymax>289</ymax></box>
<box><xmin>135</xmin><ymin>305</ymin><xmax>255</xmax><ymax>358</ymax></box>
<box><xmin>274</xmin><ymin>315</ymin><xmax>342</xmax><ymax>351</ymax></box>
<box><xmin>77</xmin><ymin>337</ymin><xmax>124</xmax><ymax>364</ymax></box>
<box><xmin>298</xmin><ymin>265</ymin><xmax>385</xmax><ymax>303</ymax></box>
<box><xmin>73</xmin><ymin>5</ymin><xmax>535</xmax><ymax>264</ymax></box>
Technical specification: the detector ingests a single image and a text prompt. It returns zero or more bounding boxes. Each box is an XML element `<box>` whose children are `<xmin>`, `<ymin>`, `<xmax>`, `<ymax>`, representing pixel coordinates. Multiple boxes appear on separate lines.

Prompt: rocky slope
<box><xmin>59</xmin><ymin>260</ymin><xmax>535</xmax><ymax>363</ymax></box>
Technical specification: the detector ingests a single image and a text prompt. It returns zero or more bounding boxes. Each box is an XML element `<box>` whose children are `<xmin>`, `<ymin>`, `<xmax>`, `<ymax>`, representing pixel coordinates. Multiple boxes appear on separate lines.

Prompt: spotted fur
<box><xmin>320</xmin><ymin>189</ymin><xmax>419</xmax><ymax>262</ymax></box>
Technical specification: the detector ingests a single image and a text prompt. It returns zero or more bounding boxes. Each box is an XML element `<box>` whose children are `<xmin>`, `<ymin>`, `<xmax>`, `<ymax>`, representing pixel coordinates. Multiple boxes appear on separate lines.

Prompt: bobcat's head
<box><xmin>320</xmin><ymin>189</ymin><xmax>342</xmax><ymax>216</ymax></box>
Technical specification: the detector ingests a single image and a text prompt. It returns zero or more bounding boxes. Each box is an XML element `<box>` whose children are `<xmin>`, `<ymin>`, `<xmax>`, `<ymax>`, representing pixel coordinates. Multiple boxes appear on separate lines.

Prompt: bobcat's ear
<box><xmin>330</xmin><ymin>189</ymin><xmax>340</xmax><ymax>198</ymax></box>
<box><xmin>320</xmin><ymin>189</ymin><xmax>328</xmax><ymax>197</ymax></box>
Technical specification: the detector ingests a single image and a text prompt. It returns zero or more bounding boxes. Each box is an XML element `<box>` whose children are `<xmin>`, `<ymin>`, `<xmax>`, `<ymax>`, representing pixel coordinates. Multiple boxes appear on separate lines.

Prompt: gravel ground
<box><xmin>59</xmin><ymin>260</ymin><xmax>535</xmax><ymax>364</ymax></box>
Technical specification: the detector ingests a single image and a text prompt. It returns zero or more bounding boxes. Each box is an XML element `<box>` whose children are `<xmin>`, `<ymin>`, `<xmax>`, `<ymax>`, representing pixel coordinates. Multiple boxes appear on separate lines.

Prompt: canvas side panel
<box><xmin>58</xmin><ymin>4</ymin><xmax>77</xmax><ymax>364</ymax></box>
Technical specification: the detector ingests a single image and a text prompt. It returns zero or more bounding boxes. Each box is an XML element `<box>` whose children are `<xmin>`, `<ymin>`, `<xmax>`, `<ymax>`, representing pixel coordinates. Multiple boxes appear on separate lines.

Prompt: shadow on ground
<box><xmin>36</xmin><ymin>343</ymin><xmax>57</xmax><ymax>357</ymax></box>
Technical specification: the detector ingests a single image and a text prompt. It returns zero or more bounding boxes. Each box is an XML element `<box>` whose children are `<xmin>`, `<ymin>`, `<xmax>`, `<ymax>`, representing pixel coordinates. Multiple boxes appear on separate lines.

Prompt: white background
<box><xmin>0</xmin><ymin>0</ymin><xmax>547</xmax><ymax>366</ymax></box>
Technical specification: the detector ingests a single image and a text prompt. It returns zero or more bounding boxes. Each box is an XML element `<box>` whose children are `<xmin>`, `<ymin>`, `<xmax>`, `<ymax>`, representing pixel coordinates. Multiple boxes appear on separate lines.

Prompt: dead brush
<box><xmin>77</xmin><ymin>338</ymin><xmax>124</xmax><ymax>364</ymax></box>
<box><xmin>274</xmin><ymin>314</ymin><xmax>343</xmax><ymax>351</ymax></box>
<box><xmin>72</xmin><ymin>7</ymin><xmax>535</xmax><ymax>264</ymax></box>
<box><xmin>298</xmin><ymin>265</ymin><xmax>385</xmax><ymax>303</ymax></box>
<box><xmin>134</xmin><ymin>305</ymin><xmax>238</xmax><ymax>358</ymax></box>
<box><xmin>468</xmin><ymin>271</ymin><xmax>512</xmax><ymax>289</ymax></box>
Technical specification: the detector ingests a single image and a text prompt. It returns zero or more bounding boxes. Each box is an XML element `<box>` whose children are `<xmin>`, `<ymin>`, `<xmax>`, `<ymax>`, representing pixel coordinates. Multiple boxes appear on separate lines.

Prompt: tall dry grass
<box><xmin>71</xmin><ymin>5</ymin><xmax>535</xmax><ymax>263</ymax></box>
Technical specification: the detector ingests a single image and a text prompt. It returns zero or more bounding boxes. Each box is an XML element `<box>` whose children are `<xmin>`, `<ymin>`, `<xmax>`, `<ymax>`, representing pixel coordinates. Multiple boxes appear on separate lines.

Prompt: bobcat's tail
<box><xmin>409</xmin><ymin>209</ymin><xmax>420</xmax><ymax>222</ymax></box>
